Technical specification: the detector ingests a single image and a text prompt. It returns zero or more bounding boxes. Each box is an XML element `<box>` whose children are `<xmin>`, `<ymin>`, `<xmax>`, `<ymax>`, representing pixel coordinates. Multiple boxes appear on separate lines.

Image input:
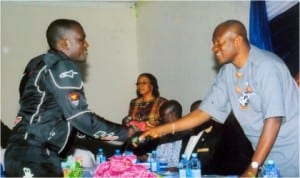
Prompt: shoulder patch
<box><xmin>49</xmin><ymin>59</ymin><xmax>83</xmax><ymax>89</ymax></box>
<box><xmin>69</xmin><ymin>92</ymin><xmax>80</xmax><ymax>106</ymax></box>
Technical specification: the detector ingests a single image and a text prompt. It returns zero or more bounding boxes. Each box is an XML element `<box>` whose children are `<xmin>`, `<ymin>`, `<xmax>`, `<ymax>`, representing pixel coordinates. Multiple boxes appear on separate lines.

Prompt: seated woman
<box><xmin>65</xmin><ymin>73</ymin><xmax>167</xmax><ymax>161</ymax></box>
<box><xmin>122</xmin><ymin>73</ymin><xmax>167</xmax><ymax>156</ymax></box>
<box><xmin>123</xmin><ymin>73</ymin><xmax>167</xmax><ymax>131</ymax></box>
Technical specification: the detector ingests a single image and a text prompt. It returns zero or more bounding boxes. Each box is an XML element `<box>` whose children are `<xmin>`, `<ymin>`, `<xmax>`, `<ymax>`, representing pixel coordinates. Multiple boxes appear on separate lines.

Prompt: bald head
<box><xmin>213</xmin><ymin>20</ymin><xmax>249</xmax><ymax>45</ymax></box>
<box><xmin>211</xmin><ymin>19</ymin><xmax>251</xmax><ymax>67</ymax></box>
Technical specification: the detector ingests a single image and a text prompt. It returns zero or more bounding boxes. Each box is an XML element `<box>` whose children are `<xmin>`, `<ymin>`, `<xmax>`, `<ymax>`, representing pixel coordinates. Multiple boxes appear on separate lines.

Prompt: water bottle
<box><xmin>96</xmin><ymin>148</ymin><xmax>106</xmax><ymax>164</ymax></box>
<box><xmin>123</xmin><ymin>150</ymin><xmax>133</xmax><ymax>156</ymax></box>
<box><xmin>150</xmin><ymin>150</ymin><xmax>158</xmax><ymax>172</ymax></box>
<box><xmin>178</xmin><ymin>153</ymin><xmax>189</xmax><ymax>178</ymax></box>
<box><xmin>188</xmin><ymin>153</ymin><xmax>201</xmax><ymax>178</ymax></box>
<box><xmin>262</xmin><ymin>160</ymin><xmax>281</xmax><ymax>178</ymax></box>
<box><xmin>114</xmin><ymin>149</ymin><xmax>121</xmax><ymax>156</ymax></box>
<box><xmin>1</xmin><ymin>163</ymin><xmax>5</xmax><ymax>177</ymax></box>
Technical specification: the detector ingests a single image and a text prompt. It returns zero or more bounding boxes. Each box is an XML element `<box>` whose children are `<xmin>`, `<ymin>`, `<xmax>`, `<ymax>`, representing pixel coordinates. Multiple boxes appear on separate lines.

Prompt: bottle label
<box><xmin>159</xmin><ymin>159</ymin><xmax>168</xmax><ymax>172</ymax></box>
<box><xmin>179</xmin><ymin>169</ymin><xmax>187</xmax><ymax>178</ymax></box>
<box><xmin>151</xmin><ymin>162</ymin><xmax>157</xmax><ymax>172</ymax></box>
<box><xmin>191</xmin><ymin>169</ymin><xmax>201</xmax><ymax>178</ymax></box>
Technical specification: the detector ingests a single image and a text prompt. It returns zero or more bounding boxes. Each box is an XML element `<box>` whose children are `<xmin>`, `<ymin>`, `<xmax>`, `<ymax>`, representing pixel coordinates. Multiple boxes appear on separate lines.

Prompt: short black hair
<box><xmin>46</xmin><ymin>19</ymin><xmax>83</xmax><ymax>50</ymax></box>
<box><xmin>190</xmin><ymin>100</ymin><xmax>202</xmax><ymax>112</ymax></box>
<box><xmin>159</xmin><ymin>99</ymin><xmax>182</xmax><ymax>118</ymax></box>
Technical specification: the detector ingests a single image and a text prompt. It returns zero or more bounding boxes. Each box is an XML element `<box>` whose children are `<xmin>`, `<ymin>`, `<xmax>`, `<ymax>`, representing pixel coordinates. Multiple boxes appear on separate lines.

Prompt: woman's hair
<box><xmin>137</xmin><ymin>73</ymin><xmax>160</xmax><ymax>98</ymax></box>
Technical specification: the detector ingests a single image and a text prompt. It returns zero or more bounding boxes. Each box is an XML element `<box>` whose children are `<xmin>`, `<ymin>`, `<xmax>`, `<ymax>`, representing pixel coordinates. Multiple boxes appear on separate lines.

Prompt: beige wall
<box><xmin>136</xmin><ymin>1</ymin><xmax>250</xmax><ymax>114</ymax></box>
<box><xmin>1</xmin><ymin>1</ymin><xmax>250</xmax><ymax>128</ymax></box>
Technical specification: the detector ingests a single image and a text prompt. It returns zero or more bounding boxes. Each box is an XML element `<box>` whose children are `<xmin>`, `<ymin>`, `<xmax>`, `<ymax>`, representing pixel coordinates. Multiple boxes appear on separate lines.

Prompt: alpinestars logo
<box><xmin>59</xmin><ymin>70</ymin><xmax>78</xmax><ymax>79</ymax></box>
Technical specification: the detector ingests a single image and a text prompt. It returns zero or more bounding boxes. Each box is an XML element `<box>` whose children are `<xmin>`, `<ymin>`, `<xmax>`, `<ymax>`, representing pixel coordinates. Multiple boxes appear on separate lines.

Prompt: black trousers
<box><xmin>4</xmin><ymin>144</ymin><xmax>63</xmax><ymax>177</ymax></box>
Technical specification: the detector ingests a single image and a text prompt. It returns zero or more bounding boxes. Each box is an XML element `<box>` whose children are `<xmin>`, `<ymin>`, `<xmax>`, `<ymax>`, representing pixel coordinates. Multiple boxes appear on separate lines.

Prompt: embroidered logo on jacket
<box><xmin>59</xmin><ymin>70</ymin><xmax>78</xmax><ymax>79</ymax></box>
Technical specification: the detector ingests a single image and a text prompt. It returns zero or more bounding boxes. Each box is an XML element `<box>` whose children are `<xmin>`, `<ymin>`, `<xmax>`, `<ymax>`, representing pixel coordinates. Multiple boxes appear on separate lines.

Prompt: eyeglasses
<box><xmin>136</xmin><ymin>82</ymin><xmax>150</xmax><ymax>86</ymax></box>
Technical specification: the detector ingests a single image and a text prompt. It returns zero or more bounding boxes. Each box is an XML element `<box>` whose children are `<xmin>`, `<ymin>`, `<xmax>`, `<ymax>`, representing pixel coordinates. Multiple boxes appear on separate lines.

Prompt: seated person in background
<box><xmin>1</xmin><ymin>121</ymin><xmax>12</xmax><ymax>169</ymax></box>
<box><xmin>181</xmin><ymin>100</ymin><xmax>224</xmax><ymax>174</ymax></box>
<box><xmin>156</xmin><ymin>100</ymin><xmax>184</xmax><ymax>172</ymax></box>
<box><xmin>1</xmin><ymin>121</ymin><xmax>11</xmax><ymax>149</ymax></box>
<box><xmin>135</xmin><ymin>100</ymin><xmax>185</xmax><ymax>172</ymax></box>
<box><xmin>181</xmin><ymin>100</ymin><xmax>254</xmax><ymax>175</ymax></box>
<box><xmin>68</xmin><ymin>73</ymin><xmax>168</xmax><ymax>159</ymax></box>
<box><xmin>213</xmin><ymin>112</ymin><xmax>254</xmax><ymax>175</ymax></box>
<box><xmin>295</xmin><ymin>72</ymin><xmax>299</xmax><ymax>87</ymax></box>
<box><xmin>122</xmin><ymin>73</ymin><xmax>167</xmax><ymax>131</ymax></box>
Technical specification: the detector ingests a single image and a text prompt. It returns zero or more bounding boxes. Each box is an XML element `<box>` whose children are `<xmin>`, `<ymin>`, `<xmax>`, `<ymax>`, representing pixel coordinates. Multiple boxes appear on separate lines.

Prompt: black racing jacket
<box><xmin>8</xmin><ymin>50</ymin><xmax>128</xmax><ymax>154</ymax></box>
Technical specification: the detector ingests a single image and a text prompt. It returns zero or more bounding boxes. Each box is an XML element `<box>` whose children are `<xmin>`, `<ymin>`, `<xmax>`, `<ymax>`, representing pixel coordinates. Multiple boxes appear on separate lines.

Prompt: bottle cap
<box><xmin>267</xmin><ymin>160</ymin><xmax>275</xmax><ymax>165</ymax></box>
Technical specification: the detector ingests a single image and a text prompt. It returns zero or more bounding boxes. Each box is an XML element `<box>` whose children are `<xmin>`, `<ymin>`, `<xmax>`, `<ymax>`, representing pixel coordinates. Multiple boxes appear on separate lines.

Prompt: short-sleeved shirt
<box><xmin>156</xmin><ymin>139</ymin><xmax>182</xmax><ymax>168</ymax></box>
<box><xmin>200</xmin><ymin>45</ymin><xmax>299</xmax><ymax>176</ymax></box>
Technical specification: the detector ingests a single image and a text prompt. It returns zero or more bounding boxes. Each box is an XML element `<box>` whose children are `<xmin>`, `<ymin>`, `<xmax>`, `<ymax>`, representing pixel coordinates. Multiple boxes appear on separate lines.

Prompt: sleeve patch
<box><xmin>69</xmin><ymin>92</ymin><xmax>80</xmax><ymax>106</ymax></box>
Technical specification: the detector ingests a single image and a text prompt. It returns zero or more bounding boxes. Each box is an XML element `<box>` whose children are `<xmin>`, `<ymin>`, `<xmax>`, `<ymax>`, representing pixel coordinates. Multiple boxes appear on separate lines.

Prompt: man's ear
<box><xmin>57</xmin><ymin>38</ymin><xmax>69</xmax><ymax>50</ymax></box>
<box><xmin>234</xmin><ymin>35</ymin><xmax>243</xmax><ymax>46</ymax></box>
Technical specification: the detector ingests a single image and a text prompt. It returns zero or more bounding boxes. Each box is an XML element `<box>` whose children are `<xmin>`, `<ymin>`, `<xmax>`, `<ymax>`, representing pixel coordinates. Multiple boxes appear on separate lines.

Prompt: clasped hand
<box><xmin>138</xmin><ymin>125</ymin><xmax>164</xmax><ymax>142</ymax></box>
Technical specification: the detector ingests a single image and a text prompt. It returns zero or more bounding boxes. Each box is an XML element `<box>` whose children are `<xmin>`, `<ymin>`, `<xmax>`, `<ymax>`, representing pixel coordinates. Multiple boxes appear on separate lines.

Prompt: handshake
<box><xmin>130</xmin><ymin>133</ymin><xmax>153</xmax><ymax>148</ymax></box>
<box><xmin>123</xmin><ymin>131</ymin><xmax>157</xmax><ymax>154</ymax></box>
<box><xmin>123</xmin><ymin>117</ymin><xmax>158</xmax><ymax>152</ymax></box>
<box><xmin>124</xmin><ymin>119</ymin><xmax>153</xmax><ymax>145</ymax></box>
<box><xmin>123</xmin><ymin>117</ymin><xmax>155</xmax><ymax>132</ymax></box>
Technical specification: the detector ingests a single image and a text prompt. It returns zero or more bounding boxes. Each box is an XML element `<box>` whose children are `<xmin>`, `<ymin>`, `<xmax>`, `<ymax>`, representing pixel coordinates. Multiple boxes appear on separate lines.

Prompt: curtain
<box><xmin>249</xmin><ymin>0</ymin><xmax>273</xmax><ymax>51</ymax></box>
<box><xmin>269</xmin><ymin>3</ymin><xmax>299</xmax><ymax>77</ymax></box>
<box><xmin>249</xmin><ymin>1</ymin><xmax>299</xmax><ymax>77</ymax></box>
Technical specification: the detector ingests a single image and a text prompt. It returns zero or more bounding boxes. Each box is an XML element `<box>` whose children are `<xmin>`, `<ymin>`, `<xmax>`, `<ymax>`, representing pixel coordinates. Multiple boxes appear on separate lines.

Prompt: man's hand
<box><xmin>127</xmin><ymin>127</ymin><xmax>136</xmax><ymax>138</ymax></box>
<box><xmin>138</xmin><ymin>126</ymin><xmax>164</xmax><ymax>142</ymax></box>
<box><xmin>239</xmin><ymin>165</ymin><xmax>259</xmax><ymax>178</ymax></box>
<box><xmin>127</xmin><ymin>121</ymin><xmax>147</xmax><ymax>131</ymax></box>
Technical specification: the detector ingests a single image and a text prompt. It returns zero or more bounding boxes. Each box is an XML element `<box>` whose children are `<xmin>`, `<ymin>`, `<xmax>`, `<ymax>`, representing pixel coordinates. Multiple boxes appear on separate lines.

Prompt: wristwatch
<box><xmin>251</xmin><ymin>161</ymin><xmax>259</xmax><ymax>169</ymax></box>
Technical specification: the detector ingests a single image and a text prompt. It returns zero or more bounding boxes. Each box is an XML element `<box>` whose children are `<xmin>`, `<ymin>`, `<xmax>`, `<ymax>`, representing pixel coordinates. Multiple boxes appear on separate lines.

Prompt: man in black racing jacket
<box><xmin>4</xmin><ymin>19</ymin><xmax>135</xmax><ymax>177</ymax></box>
